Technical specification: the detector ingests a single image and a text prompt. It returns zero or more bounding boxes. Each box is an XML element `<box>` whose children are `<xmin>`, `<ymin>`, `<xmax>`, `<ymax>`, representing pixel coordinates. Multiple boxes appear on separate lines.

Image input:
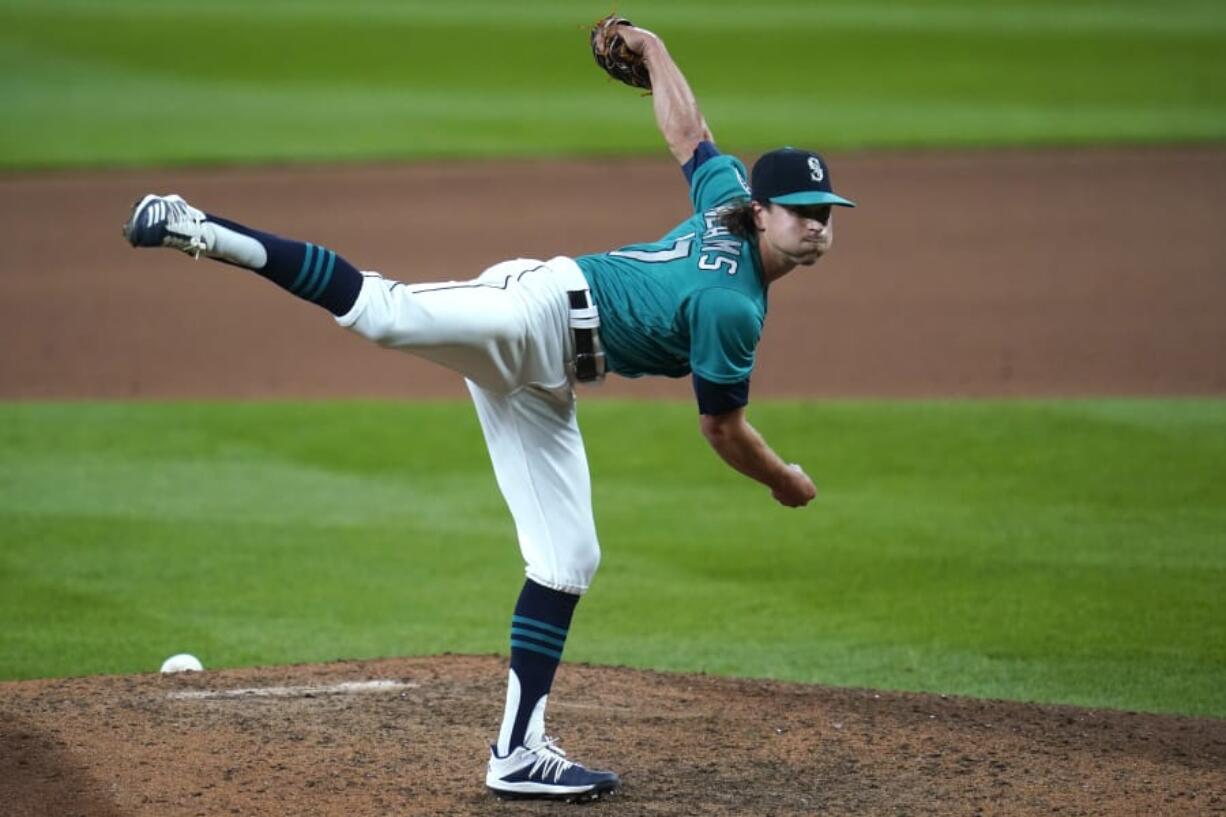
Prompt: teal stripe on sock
<box><xmin>510</xmin><ymin>627</ymin><xmax>566</xmax><ymax>650</ymax></box>
<box><xmin>511</xmin><ymin>615</ymin><xmax>569</xmax><ymax>638</ymax></box>
<box><xmin>297</xmin><ymin>242</ymin><xmax>326</xmax><ymax>296</ymax></box>
<box><xmin>305</xmin><ymin>244</ymin><xmax>327</xmax><ymax>295</ymax></box>
<box><xmin>305</xmin><ymin>250</ymin><xmax>336</xmax><ymax>302</ymax></box>
<box><xmin>510</xmin><ymin>639</ymin><xmax>563</xmax><ymax>660</ymax></box>
<box><xmin>290</xmin><ymin>243</ymin><xmax>316</xmax><ymax>294</ymax></box>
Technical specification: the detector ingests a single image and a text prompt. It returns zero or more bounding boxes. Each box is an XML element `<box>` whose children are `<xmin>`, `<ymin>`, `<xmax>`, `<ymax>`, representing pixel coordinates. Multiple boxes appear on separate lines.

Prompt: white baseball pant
<box><xmin>335</xmin><ymin>257</ymin><xmax>601</xmax><ymax>595</ymax></box>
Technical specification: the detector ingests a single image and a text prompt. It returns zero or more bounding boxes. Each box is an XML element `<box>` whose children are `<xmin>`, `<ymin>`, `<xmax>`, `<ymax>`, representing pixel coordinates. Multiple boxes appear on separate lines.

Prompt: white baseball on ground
<box><xmin>160</xmin><ymin>653</ymin><xmax>204</xmax><ymax>673</ymax></box>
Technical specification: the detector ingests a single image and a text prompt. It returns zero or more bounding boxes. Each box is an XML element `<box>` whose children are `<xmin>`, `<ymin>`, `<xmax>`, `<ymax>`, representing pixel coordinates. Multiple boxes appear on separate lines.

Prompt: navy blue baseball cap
<box><xmin>751</xmin><ymin>147</ymin><xmax>856</xmax><ymax>208</ymax></box>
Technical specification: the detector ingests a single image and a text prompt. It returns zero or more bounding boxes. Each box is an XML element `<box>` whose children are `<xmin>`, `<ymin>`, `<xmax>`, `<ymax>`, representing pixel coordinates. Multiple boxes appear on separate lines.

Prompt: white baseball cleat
<box><xmin>486</xmin><ymin>736</ymin><xmax>620</xmax><ymax>802</ymax></box>
<box><xmin>122</xmin><ymin>193</ymin><xmax>210</xmax><ymax>258</ymax></box>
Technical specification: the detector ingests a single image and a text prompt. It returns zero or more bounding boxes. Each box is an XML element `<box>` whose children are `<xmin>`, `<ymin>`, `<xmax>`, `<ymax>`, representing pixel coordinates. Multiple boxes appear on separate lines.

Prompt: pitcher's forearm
<box><xmin>641</xmin><ymin>38</ymin><xmax>713</xmax><ymax>163</ymax></box>
<box><xmin>704</xmin><ymin>418</ymin><xmax>791</xmax><ymax>490</ymax></box>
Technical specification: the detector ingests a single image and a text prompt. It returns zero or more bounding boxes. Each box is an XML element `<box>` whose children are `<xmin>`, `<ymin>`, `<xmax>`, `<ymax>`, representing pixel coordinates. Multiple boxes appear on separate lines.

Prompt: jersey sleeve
<box><xmin>692</xmin><ymin>373</ymin><xmax>750</xmax><ymax>415</ymax></box>
<box><xmin>685</xmin><ymin>287</ymin><xmax>763</xmax><ymax>384</ymax></box>
<box><xmin>681</xmin><ymin>140</ymin><xmax>721</xmax><ymax>183</ymax></box>
<box><xmin>688</xmin><ymin>154</ymin><xmax>753</xmax><ymax>214</ymax></box>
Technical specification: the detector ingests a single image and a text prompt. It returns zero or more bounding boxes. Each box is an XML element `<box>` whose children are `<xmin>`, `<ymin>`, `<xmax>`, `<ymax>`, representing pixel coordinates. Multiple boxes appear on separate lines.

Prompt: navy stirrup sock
<box><xmin>501</xmin><ymin>579</ymin><xmax>579</xmax><ymax>753</ymax></box>
<box><xmin>206</xmin><ymin>214</ymin><xmax>362</xmax><ymax>316</ymax></box>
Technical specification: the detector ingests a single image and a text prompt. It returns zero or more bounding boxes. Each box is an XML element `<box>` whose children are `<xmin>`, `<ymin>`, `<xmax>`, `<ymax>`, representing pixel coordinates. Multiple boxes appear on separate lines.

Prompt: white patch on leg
<box><xmin>496</xmin><ymin>669</ymin><xmax>552</xmax><ymax>755</ymax></box>
<box><xmin>496</xmin><ymin>668</ymin><xmax>521</xmax><ymax>757</ymax></box>
<box><xmin>205</xmin><ymin>222</ymin><xmax>268</xmax><ymax>269</ymax></box>
<box><xmin>524</xmin><ymin>692</ymin><xmax>549</xmax><ymax>748</ymax></box>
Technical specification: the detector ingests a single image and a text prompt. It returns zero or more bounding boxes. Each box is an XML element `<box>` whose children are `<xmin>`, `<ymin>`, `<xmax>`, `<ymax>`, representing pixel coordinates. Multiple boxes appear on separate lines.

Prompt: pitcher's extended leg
<box><xmin>123</xmin><ymin>193</ymin><xmax>555</xmax><ymax>391</ymax></box>
<box><xmin>123</xmin><ymin>193</ymin><xmax>363</xmax><ymax>316</ymax></box>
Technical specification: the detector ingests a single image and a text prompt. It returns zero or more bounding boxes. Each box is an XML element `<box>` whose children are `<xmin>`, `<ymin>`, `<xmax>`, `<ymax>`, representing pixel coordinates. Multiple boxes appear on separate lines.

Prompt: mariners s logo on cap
<box><xmin>751</xmin><ymin>147</ymin><xmax>855</xmax><ymax>208</ymax></box>
<box><xmin>807</xmin><ymin>156</ymin><xmax>824</xmax><ymax>183</ymax></box>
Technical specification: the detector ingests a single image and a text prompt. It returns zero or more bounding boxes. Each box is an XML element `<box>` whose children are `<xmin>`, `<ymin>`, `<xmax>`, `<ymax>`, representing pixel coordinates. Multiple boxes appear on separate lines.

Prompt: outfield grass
<box><xmin>2</xmin><ymin>0</ymin><xmax>1224</xmax><ymax>168</ymax></box>
<box><xmin>1</xmin><ymin>400</ymin><xmax>1223</xmax><ymax>718</ymax></box>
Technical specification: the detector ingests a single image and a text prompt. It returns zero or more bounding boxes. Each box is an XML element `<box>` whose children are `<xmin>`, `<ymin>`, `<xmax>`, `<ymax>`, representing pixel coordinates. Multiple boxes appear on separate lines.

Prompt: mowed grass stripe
<box><xmin>1</xmin><ymin>400</ymin><xmax>1223</xmax><ymax>718</ymax></box>
<box><xmin>2</xmin><ymin>0</ymin><xmax>1224</xmax><ymax>167</ymax></box>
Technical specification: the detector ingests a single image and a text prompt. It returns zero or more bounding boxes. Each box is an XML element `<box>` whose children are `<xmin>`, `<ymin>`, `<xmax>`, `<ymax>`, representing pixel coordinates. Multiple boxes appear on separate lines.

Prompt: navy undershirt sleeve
<box><xmin>681</xmin><ymin>141</ymin><xmax>721</xmax><ymax>184</ymax></box>
<box><xmin>692</xmin><ymin>373</ymin><xmax>750</xmax><ymax>416</ymax></box>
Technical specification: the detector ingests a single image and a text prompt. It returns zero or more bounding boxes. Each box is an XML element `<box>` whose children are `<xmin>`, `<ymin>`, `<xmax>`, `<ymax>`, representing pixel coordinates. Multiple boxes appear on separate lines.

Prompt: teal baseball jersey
<box><xmin>575</xmin><ymin>154</ymin><xmax>766</xmax><ymax>385</ymax></box>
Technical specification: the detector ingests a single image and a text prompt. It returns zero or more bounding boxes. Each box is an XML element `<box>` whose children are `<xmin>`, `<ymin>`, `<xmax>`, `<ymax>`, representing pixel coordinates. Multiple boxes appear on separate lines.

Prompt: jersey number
<box><xmin>609</xmin><ymin>233</ymin><xmax>695</xmax><ymax>263</ymax></box>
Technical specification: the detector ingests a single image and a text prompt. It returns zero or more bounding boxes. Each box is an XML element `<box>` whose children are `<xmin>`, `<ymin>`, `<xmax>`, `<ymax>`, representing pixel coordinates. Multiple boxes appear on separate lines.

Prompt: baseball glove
<box><xmin>590</xmin><ymin>15</ymin><xmax>651</xmax><ymax>91</ymax></box>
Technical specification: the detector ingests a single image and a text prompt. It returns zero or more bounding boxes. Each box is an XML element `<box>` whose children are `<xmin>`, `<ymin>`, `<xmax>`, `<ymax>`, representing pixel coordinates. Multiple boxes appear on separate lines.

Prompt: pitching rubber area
<box><xmin>166</xmin><ymin>679</ymin><xmax>417</xmax><ymax>701</ymax></box>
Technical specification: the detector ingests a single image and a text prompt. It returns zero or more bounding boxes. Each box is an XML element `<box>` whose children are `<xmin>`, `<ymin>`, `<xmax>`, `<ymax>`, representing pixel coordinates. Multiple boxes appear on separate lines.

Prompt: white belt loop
<box><xmin>569</xmin><ymin>304</ymin><xmax>600</xmax><ymax>329</ymax></box>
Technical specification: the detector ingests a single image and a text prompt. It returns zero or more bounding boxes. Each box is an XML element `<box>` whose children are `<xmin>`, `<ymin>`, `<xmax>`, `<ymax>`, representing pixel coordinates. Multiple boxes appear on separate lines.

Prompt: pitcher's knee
<box><xmin>526</xmin><ymin>538</ymin><xmax>601</xmax><ymax>596</ymax></box>
<box><xmin>337</xmin><ymin>277</ymin><xmax>402</xmax><ymax>345</ymax></box>
<box><xmin>348</xmin><ymin>319</ymin><xmax>396</xmax><ymax>346</ymax></box>
<box><xmin>571</xmin><ymin>539</ymin><xmax>602</xmax><ymax>587</ymax></box>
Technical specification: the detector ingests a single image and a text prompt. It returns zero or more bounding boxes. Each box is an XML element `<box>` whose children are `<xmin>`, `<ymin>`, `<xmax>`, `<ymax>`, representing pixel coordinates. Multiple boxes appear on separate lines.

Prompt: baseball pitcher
<box><xmin>122</xmin><ymin>16</ymin><xmax>853</xmax><ymax>802</ymax></box>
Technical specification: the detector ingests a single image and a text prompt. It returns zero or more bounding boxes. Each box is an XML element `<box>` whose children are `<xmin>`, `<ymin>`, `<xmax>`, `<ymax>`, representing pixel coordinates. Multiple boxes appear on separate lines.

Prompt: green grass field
<box><xmin>2</xmin><ymin>400</ymin><xmax>1223</xmax><ymax>717</ymax></box>
<box><xmin>2</xmin><ymin>0</ymin><xmax>1225</xmax><ymax>168</ymax></box>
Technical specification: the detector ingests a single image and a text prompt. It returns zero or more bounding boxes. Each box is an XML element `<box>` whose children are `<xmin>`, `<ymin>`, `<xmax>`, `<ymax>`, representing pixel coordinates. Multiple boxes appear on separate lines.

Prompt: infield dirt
<box><xmin>1</xmin><ymin>148</ymin><xmax>1225</xmax><ymax>815</ymax></box>
<box><xmin>3</xmin><ymin>656</ymin><xmax>1225</xmax><ymax>817</ymax></box>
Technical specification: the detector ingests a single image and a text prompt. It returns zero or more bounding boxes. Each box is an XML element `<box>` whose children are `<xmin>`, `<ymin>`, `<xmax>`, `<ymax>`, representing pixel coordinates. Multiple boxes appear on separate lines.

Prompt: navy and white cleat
<box><xmin>486</xmin><ymin>737</ymin><xmax>619</xmax><ymax>802</ymax></box>
<box><xmin>122</xmin><ymin>193</ymin><xmax>209</xmax><ymax>258</ymax></box>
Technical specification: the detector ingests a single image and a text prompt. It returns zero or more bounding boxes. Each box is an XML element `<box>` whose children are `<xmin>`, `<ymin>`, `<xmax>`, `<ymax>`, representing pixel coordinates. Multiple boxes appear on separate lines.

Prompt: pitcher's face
<box><xmin>754</xmin><ymin>202</ymin><xmax>834</xmax><ymax>266</ymax></box>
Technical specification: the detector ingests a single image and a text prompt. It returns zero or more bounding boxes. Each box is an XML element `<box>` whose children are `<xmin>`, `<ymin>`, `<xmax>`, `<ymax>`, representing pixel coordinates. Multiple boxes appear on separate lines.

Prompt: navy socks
<box><xmin>497</xmin><ymin>579</ymin><xmax>580</xmax><ymax>755</ymax></box>
<box><xmin>205</xmin><ymin>214</ymin><xmax>362</xmax><ymax>316</ymax></box>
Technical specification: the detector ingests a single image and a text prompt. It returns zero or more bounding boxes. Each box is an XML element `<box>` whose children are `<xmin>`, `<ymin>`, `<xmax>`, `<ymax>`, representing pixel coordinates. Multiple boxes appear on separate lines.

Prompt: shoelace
<box><xmin>527</xmin><ymin>737</ymin><xmax>576</xmax><ymax>782</ymax></box>
<box><xmin>161</xmin><ymin>199</ymin><xmax>208</xmax><ymax>258</ymax></box>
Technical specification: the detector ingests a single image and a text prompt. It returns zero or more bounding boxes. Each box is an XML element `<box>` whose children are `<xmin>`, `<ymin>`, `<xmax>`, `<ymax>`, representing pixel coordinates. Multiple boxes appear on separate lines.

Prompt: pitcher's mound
<box><xmin>2</xmin><ymin>655</ymin><xmax>1222</xmax><ymax>816</ymax></box>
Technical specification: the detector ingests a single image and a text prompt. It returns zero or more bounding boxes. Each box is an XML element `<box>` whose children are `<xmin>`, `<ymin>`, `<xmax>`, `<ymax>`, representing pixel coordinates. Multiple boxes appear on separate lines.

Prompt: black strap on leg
<box><xmin>567</xmin><ymin>290</ymin><xmax>604</xmax><ymax>383</ymax></box>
